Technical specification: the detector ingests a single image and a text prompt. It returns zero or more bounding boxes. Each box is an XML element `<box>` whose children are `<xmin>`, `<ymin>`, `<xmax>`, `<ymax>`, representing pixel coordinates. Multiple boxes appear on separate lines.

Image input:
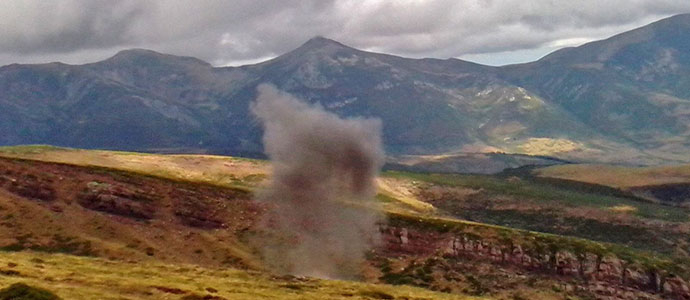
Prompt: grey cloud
<box><xmin>343</xmin><ymin>0</ymin><xmax>690</xmax><ymax>57</ymax></box>
<box><xmin>0</xmin><ymin>1</ymin><xmax>148</xmax><ymax>54</ymax></box>
<box><xmin>0</xmin><ymin>0</ymin><xmax>689</xmax><ymax>66</ymax></box>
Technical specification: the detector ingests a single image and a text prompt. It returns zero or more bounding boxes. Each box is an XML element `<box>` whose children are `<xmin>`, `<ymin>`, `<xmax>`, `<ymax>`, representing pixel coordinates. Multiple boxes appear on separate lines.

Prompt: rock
<box><xmin>77</xmin><ymin>182</ymin><xmax>155</xmax><ymax>220</ymax></box>
<box><xmin>399</xmin><ymin>228</ymin><xmax>409</xmax><ymax>245</ymax></box>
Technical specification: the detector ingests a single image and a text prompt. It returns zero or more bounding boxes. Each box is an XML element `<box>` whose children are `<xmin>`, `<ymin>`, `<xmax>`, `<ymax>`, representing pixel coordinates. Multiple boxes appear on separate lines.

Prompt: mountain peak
<box><xmin>105</xmin><ymin>48</ymin><xmax>211</xmax><ymax>67</ymax></box>
<box><xmin>110</xmin><ymin>48</ymin><xmax>166</xmax><ymax>59</ymax></box>
<box><xmin>297</xmin><ymin>36</ymin><xmax>352</xmax><ymax>52</ymax></box>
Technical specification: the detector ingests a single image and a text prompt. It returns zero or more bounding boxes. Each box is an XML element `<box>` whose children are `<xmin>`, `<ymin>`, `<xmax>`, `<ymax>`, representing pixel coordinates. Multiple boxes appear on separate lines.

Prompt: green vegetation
<box><xmin>0</xmin><ymin>233</ymin><xmax>94</xmax><ymax>257</ymax></box>
<box><xmin>381</xmin><ymin>169</ymin><xmax>690</xmax><ymax>258</ymax></box>
<box><xmin>384</xmin><ymin>171</ymin><xmax>689</xmax><ymax>222</ymax></box>
<box><xmin>0</xmin><ymin>145</ymin><xmax>265</xmax><ymax>191</ymax></box>
<box><xmin>0</xmin><ymin>283</ymin><xmax>60</xmax><ymax>300</ymax></box>
<box><xmin>375</xmin><ymin>194</ymin><xmax>396</xmax><ymax>203</ymax></box>
<box><xmin>536</xmin><ymin>163</ymin><xmax>690</xmax><ymax>188</ymax></box>
<box><xmin>0</xmin><ymin>145</ymin><xmax>72</xmax><ymax>155</ymax></box>
<box><xmin>0</xmin><ymin>252</ymin><xmax>482</xmax><ymax>300</ymax></box>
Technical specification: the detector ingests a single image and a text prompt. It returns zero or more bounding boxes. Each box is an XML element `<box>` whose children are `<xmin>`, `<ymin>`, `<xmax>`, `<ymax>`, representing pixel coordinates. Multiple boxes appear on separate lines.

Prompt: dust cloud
<box><xmin>250</xmin><ymin>84</ymin><xmax>385</xmax><ymax>279</ymax></box>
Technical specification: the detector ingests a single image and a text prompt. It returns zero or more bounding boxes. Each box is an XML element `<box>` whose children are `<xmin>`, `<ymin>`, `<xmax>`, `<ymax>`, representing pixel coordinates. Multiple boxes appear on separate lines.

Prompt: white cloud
<box><xmin>546</xmin><ymin>37</ymin><xmax>596</xmax><ymax>49</ymax></box>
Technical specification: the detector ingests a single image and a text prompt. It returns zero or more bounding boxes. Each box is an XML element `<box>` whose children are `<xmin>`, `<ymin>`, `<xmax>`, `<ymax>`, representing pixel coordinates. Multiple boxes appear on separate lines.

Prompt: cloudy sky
<box><xmin>1</xmin><ymin>0</ymin><xmax>689</xmax><ymax>67</ymax></box>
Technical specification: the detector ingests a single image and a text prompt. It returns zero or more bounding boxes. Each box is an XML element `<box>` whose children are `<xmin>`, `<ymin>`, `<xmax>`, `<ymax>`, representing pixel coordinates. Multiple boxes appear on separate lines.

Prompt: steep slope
<box><xmin>239</xmin><ymin>37</ymin><xmax>602</xmax><ymax>155</ymax></box>
<box><xmin>501</xmin><ymin>13</ymin><xmax>690</xmax><ymax>163</ymax></box>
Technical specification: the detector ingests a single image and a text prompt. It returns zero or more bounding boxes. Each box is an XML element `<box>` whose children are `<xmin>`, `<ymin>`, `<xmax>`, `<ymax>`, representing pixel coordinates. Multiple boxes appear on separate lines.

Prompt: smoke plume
<box><xmin>251</xmin><ymin>84</ymin><xmax>385</xmax><ymax>279</ymax></box>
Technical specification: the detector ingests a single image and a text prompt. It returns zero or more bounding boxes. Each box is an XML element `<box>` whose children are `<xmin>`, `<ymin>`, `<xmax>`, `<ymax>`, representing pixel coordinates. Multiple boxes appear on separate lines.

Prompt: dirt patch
<box><xmin>152</xmin><ymin>286</ymin><xmax>187</xmax><ymax>294</ymax></box>
<box><xmin>170</xmin><ymin>186</ymin><xmax>252</xmax><ymax>229</ymax></box>
<box><xmin>180</xmin><ymin>294</ymin><xmax>227</xmax><ymax>300</ymax></box>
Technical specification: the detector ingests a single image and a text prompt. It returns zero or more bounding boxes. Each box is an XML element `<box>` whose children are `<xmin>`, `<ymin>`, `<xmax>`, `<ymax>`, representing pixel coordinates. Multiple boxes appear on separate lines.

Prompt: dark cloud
<box><xmin>0</xmin><ymin>0</ymin><xmax>688</xmax><ymax>66</ymax></box>
<box><xmin>0</xmin><ymin>1</ymin><xmax>149</xmax><ymax>54</ymax></box>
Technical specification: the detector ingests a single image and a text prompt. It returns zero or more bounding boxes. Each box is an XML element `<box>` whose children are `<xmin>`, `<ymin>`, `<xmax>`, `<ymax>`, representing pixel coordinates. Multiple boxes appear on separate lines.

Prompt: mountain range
<box><xmin>1</xmin><ymin>13</ymin><xmax>689</xmax><ymax>165</ymax></box>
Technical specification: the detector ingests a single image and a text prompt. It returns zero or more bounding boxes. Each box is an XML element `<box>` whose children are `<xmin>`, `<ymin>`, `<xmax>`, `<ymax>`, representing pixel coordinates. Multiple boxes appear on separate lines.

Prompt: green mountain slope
<box><xmin>501</xmin><ymin>13</ymin><xmax>690</xmax><ymax>163</ymax></box>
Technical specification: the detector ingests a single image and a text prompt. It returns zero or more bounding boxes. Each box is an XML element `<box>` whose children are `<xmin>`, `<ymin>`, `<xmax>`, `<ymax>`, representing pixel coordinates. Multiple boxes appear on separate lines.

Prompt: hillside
<box><xmin>385</xmin><ymin>152</ymin><xmax>568</xmax><ymax>174</ymax></box>
<box><xmin>2</xmin><ymin>146</ymin><xmax>690</xmax><ymax>299</ymax></box>
<box><xmin>0</xmin><ymin>251</ymin><xmax>476</xmax><ymax>300</ymax></box>
<box><xmin>535</xmin><ymin>163</ymin><xmax>690</xmax><ymax>207</ymax></box>
<box><xmin>501</xmin><ymin>14</ymin><xmax>690</xmax><ymax>164</ymax></box>
<box><xmin>2</xmin><ymin>14</ymin><xmax>690</xmax><ymax>165</ymax></box>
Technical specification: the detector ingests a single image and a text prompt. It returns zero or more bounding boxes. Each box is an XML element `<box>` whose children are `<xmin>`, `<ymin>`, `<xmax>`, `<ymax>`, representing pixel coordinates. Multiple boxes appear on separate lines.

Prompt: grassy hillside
<box><xmin>0</xmin><ymin>145</ymin><xmax>434</xmax><ymax>216</ymax></box>
<box><xmin>0</xmin><ymin>251</ymin><xmax>481</xmax><ymax>300</ymax></box>
<box><xmin>536</xmin><ymin>163</ymin><xmax>690</xmax><ymax>188</ymax></box>
<box><xmin>0</xmin><ymin>155</ymin><xmax>264</xmax><ymax>270</ymax></box>
<box><xmin>2</xmin><ymin>145</ymin><xmax>689</xmax><ymax>257</ymax></box>
<box><xmin>385</xmin><ymin>170</ymin><xmax>690</xmax><ymax>256</ymax></box>
<box><xmin>1</xmin><ymin>145</ymin><xmax>689</xmax><ymax>299</ymax></box>
<box><xmin>0</xmin><ymin>145</ymin><xmax>269</xmax><ymax>190</ymax></box>
<box><xmin>535</xmin><ymin>163</ymin><xmax>690</xmax><ymax>207</ymax></box>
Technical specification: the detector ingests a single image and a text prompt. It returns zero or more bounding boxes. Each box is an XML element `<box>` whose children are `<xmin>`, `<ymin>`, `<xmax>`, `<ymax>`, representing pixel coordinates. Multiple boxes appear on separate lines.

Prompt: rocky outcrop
<box><xmin>77</xmin><ymin>181</ymin><xmax>156</xmax><ymax>220</ymax></box>
<box><xmin>379</xmin><ymin>224</ymin><xmax>690</xmax><ymax>299</ymax></box>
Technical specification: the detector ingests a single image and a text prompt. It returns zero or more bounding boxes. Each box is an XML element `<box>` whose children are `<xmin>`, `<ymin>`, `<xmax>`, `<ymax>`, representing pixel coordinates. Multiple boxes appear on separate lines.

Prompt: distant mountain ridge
<box><xmin>1</xmin><ymin>14</ymin><xmax>690</xmax><ymax>165</ymax></box>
